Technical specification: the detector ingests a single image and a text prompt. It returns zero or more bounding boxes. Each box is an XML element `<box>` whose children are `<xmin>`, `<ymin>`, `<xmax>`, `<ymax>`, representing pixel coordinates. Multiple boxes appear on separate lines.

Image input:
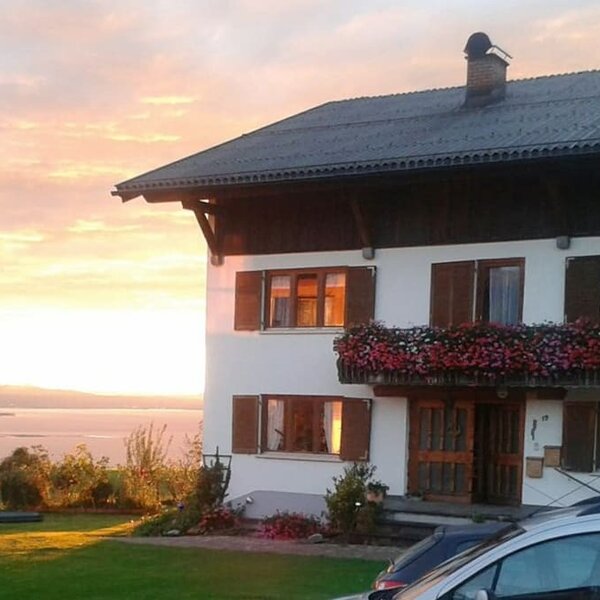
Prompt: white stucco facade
<box><xmin>204</xmin><ymin>236</ymin><xmax>600</xmax><ymax>516</ymax></box>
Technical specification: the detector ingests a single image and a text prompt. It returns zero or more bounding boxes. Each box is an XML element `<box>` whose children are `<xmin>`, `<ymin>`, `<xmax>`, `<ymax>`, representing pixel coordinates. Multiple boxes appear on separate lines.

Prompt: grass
<box><xmin>0</xmin><ymin>514</ymin><xmax>382</xmax><ymax>599</ymax></box>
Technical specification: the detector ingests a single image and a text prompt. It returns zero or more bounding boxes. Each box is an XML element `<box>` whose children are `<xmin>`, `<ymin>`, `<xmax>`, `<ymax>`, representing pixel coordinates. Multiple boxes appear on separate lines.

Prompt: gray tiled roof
<box><xmin>115</xmin><ymin>71</ymin><xmax>600</xmax><ymax>196</ymax></box>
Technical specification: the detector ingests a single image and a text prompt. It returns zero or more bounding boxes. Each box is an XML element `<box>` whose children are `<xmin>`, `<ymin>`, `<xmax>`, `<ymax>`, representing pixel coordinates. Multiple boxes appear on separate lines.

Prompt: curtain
<box><xmin>270</xmin><ymin>276</ymin><xmax>291</xmax><ymax>327</ymax></box>
<box><xmin>489</xmin><ymin>266</ymin><xmax>520</xmax><ymax>325</ymax></box>
<box><xmin>267</xmin><ymin>399</ymin><xmax>285</xmax><ymax>451</ymax></box>
<box><xmin>323</xmin><ymin>401</ymin><xmax>342</xmax><ymax>454</ymax></box>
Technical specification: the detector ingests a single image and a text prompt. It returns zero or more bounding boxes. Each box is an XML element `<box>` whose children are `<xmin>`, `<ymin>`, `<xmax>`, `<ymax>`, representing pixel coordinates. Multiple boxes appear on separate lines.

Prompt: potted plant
<box><xmin>365</xmin><ymin>480</ymin><xmax>389</xmax><ymax>504</ymax></box>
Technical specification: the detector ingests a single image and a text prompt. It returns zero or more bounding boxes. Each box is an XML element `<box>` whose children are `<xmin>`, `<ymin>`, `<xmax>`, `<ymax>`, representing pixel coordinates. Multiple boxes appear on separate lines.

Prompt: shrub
<box><xmin>196</xmin><ymin>505</ymin><xmax>237</xmax><ymax>534</ymax></box>
<box><xmin>48</xmin><ymin>444</ymin><xmax>113</xmax><ymax>508</ymax></box>
<box><xmin>0</xmin><ymin>446</ymin><xmax>51</xmax><ymax>509</ymax></box>
<box><xmin>188</xmin><ymin>450</ymin><xmax>231</xmax><ymax>513</ymax></box>
<box><xmin>260</xmin><ymin>511</ymin><xmax>326</xmax><ymax>540</ymax></box>
<box><xmin>163</xmin><ymin>432</ymin><xmax>202</xmax><ymax>505</ymax></box>
<box><xmin>325</xmin><ymin>463</ymin><xmax>375</xmax><ymax>536</ymax></box>
<box><xmin>355</xmin><ymin>503</ymin><xmax>380</xmax><ymax>535</ymax></box>
<box><xmin>132</xmin><ymin>510</ymin><xmax>181</xmax><ymax>537</ymax></box>
<box><xmin>121</xmin><ymin>423</ymin><xmax>172</xmax><ymax>510</ymax></box>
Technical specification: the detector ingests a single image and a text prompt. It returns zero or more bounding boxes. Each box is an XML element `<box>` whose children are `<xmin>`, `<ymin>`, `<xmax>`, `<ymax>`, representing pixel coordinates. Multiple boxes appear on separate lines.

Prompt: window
<box><xmin>265</xmin><ymin>396</ymin><xmax>342</xmax><ymax>454</ymax></box>
<box><xmin>563</xmin><ymin>401</ymin><xmax>600</xmax><ymax>472</ymax></box>
<box><xmin>565</xmin><ymin>255</ymin><xmax>600</xmax><ymax>323</ymax></box>
<box><xmin>234</xmin><ymin>266</ymin><xmax>375</xmax><ymax>331</ymax></box>
<box><xmin>450</xmin><ymin>533</ymin><xmax>600</xmax><ymax>599</ymax></box>
<box><xmin>267</xmin><ymin>269</ymin><xmax>346</xmax><ymax>328</ymax></box>
<box><xmin>231</xmin><ymin>395</ymin><xmax>371</xmax><ymax>460</ymax></box>
<box><xmin>430</xmin><ymin>258</ymin><xmax>524</xmax><ymax>327</ymax></box>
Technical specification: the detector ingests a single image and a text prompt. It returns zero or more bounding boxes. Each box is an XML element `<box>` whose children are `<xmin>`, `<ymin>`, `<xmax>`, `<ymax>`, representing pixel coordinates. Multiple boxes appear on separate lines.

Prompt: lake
<box><xmin>0</xmin><ymin>408</ymin><xmax>203</xmax><ymax>465</ymax></box>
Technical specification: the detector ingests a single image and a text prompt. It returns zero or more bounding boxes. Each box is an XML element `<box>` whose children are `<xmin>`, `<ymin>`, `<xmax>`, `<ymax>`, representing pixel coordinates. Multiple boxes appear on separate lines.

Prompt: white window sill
<box><xmin>260</xmin><ymin>327</ymin><xmax>344</xmax><ymax>335</ymax></box>
<box><xmin>256</xmin><ymin>451</ymin><xmax>342</xmax><ymax>463</ymax></box>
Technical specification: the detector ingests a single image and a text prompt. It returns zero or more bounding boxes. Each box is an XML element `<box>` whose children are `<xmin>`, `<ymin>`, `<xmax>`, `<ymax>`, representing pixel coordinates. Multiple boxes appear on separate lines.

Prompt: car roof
<box><xmin>519</xmin><ymin>504</ymin><xmax>600</xmax><ymax>532</ymax></box>
<box><xmin>437</xmin><ymin>522</ymin><xmax>509</xmax><ymax>538</ymax></box>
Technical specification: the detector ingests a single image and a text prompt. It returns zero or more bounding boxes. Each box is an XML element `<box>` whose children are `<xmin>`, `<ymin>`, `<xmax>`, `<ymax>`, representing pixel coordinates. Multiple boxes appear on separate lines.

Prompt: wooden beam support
<box><xmin>542</xmin><ymin>175</ymin><xmax>570</xmax><ymax>236</ymax></box>
<box><xmin>182</xmin><ymin>201</ymin><xmax>223</xmax><ymax>265</ymax></box>
<box><xmin>349</xmin><ymin>197</ymin><xmax>374</xmax><ymax>259</ymax></box>
<box><xmin>181</xmin><ymin>199</ymin><xmax>223</xmax><ymax>215</ymax></box>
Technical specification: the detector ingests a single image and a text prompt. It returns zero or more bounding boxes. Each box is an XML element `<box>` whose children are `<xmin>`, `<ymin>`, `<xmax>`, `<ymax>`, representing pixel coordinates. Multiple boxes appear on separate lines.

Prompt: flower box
<box><xmin>334</xmin><ymin>321</ymin><xmax>600</xmax><ymax>388</ymax></box>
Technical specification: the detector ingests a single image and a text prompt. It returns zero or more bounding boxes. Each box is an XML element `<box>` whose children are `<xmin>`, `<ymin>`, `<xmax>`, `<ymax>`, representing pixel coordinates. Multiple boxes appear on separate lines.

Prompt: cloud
<box><xmin>67</xmin><ymin>219</ymin><xmax>140</xmax><ymax>234</ymax></box>
<box><xmin>2</xmin><ymin>0</ymin><xmax>600</xmax><ymax>393</ymax></box>
<box><xmin>141</xmin><ymin>96</ymin><xmax>196</xmax><ymax>105</ymax></box>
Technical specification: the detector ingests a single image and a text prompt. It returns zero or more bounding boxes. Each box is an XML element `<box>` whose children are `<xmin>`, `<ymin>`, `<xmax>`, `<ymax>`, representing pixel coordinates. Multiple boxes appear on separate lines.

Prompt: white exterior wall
<box><xmin>204</xmin><ymin>236</ymin><xmax>600</xmax><ymax>514</ymax></box>
<box><xmin>523</xmin><ymin>390</ymin><xmax>600</xmax><ymax>507</ymax></box>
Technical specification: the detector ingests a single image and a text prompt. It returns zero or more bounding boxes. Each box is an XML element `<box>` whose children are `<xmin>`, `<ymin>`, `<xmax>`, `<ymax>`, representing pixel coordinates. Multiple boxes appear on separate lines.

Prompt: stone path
<box><xmin>115</xmin><ymin>535</ymin><xmax>403</xmax><ymax>562</ymax></box>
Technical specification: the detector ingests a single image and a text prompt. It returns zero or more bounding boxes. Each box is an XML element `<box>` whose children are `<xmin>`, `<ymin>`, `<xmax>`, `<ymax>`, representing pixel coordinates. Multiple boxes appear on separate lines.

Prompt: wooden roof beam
<box><xmin>181</xmin><ymin>200</ymin><xmax>224</xmax><ymax>266</ymax></box>
<box><xmin>349</xmin><ymin>197</ymin><xmax>375</xmax><ymax>260</ymax></box>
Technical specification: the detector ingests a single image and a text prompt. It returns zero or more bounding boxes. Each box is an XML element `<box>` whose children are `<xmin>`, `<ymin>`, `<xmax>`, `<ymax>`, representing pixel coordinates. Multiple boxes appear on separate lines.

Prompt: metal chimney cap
<box><xmin>464</xmin><ymin>32</ymin><xmax>492</xmax><ymax>59</ymax></box>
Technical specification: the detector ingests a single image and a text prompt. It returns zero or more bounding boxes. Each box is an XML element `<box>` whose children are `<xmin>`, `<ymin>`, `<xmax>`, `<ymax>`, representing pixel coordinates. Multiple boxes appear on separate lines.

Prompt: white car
<box><xmin>389</xmin><ymin>503</ymin><xmax>600</xmax><ymax>600</ymax></box>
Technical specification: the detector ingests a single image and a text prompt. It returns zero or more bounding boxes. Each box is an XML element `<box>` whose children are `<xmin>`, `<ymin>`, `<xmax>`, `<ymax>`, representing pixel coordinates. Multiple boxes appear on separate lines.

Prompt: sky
<box><xmin>2</xmin><ymin>1</ymin><xmax>600</xmax><ymax>396</ymax></box>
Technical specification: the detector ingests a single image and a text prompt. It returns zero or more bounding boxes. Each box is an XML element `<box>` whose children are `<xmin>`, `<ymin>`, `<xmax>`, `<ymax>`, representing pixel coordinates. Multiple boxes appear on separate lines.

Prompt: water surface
<box><xmin>0</xmin><ymin>408</ymin><xmax>202</xmax><ymax>465</ymax></box>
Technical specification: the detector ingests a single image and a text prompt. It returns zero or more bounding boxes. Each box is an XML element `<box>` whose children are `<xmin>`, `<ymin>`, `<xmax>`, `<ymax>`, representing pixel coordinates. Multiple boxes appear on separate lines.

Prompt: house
<box><xmin>113</xmin><ymin>33</ymin><xmax>600</xmax><ymax>517</ymax></box>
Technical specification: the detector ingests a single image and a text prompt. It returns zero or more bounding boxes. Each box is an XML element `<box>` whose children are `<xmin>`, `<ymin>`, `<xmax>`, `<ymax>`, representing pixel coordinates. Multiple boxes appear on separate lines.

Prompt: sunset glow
<box><xmin>3</xmin><ymin>1</ymin><xmax>600</xmax><ymax>395</ymax></box>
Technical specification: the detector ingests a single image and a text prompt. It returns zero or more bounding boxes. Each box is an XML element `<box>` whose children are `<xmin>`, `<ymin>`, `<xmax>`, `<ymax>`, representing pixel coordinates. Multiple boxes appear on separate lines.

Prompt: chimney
<box><xmin>463</xmin><ymin>32</ymin><xmax>511</xmax><ymax>108</ymax></box>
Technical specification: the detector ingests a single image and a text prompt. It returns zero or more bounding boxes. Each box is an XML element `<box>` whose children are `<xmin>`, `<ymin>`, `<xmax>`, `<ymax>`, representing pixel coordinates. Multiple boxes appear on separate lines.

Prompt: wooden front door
<box><xmin>408</xmin><ymin>394</ymin><xmax>525</xmax><ymax>505</ymax></box>
<box><xmin>474</xmin><ymin>402</ymin><xmax>524</xmax><ymax>505</ymax></box>
<box><xmin>408</xmin><ymin>399</ymin><xmax>475</xmax><ymax>503</ymax></box>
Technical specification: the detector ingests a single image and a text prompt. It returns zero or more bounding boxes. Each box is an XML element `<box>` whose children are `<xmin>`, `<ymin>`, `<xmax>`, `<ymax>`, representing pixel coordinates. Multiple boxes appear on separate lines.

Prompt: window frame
<box><xmin>475</xmin><ymin>258</ymin><xmax>525</xmax><ymax>324</ymax></box>
<box><xmin>563</xmin><ymin>401</ymin><xmax>600</xmax><ymax>473</ymax></box>
<box><xmin>265</xmin><ymin>267</ymin><xmax>347</xmax><ymax>329</ymax></box>
<box><xmin>261</xmin><ymin>394</ymin><xmax>343</xmax><ymax>456</ymax></box>
<box><xmin>430</xmin><ymin>257</ymin><xmax>525</xmax><ymax>327</ymax></box>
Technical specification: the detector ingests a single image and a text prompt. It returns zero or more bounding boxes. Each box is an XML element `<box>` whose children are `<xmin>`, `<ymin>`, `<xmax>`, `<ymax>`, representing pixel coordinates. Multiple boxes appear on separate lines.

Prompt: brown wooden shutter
<box><xmin>234</xmin><ymin>271</ymin><xmax>263</xmax><ymax>331</ymax></box>
<box><xmin>345</xmin><ymin>267</ymin><xmax>376</xmax><ymax>327</ymax></box>
<box><xmin>565</xmin><ymin>256</ymin><xmax>600</xmax><ymax>323</ymax></box>
<box><xmin>231</xmin><ymin>395</ymin><xmax>259</xmax><ymax>454</ymax></box>
<box><xmin>340</xmin><ymin>398</ymin><xmax>371</xmax><ymax>461</ymax></box>
<box><xmin>562</xmin><ymin>402</ymin><xmax>596</xmax><ymax>472</ymax></box>
<box><xmin>430</xmin><ymin>261</ymin><xmax>475</xmax><ymax>327</ymax></box>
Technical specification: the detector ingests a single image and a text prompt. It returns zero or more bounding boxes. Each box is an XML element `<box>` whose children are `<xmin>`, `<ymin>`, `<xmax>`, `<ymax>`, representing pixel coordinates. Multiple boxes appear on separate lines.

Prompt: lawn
<box><xmin>0</xmin><ymin>514</ymin><xmax>382</xmax><ymax>599</ymax></box>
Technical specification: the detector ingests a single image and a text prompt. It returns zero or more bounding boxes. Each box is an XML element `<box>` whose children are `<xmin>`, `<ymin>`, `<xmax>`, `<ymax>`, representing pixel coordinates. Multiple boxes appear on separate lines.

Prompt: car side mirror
<box><xmin>474</xmin><ymin>590</ymin><xmax>496</xmax><ymax>600</ymax></box>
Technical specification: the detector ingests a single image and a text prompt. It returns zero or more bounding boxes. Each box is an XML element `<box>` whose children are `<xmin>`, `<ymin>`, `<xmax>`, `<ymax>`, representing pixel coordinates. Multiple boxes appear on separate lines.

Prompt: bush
<box><xmin>121</xmin><ymin>423</ymin><xmax>172</xmax><ymax>510</ymax></box>
<box><xmin>163</xmin><ymin>433</ymin><xmax>202</xmax><ymax>505</ymax></box>
<box><xmin>325</xmin><ymin>463</ymin><xmax>376</xmax><ymax>536</ymax></box>
<box><xmin>260</xmin><ymin>511</ymin><xmax>326</xmax><ymax>540</ymax></box>
<box><xmin>183</xmin><ymin>449</ymin><xmax>231</xmax><ymax>518</ymax></box>
<box><xmin>48</xmin><ymin>444</ymin><xmax>113</xmax><ymax>508</ymax></box>
<box><xmin>132</xmin><ymin>510</ymin><xmax>182</xmax><ymax>536</ymax></box>
<box><xmin>0</xmin><ymin>446</ymin><xmax>51</xmax><ymax>509</ymax></box>
<box><xmin>195</xmin><ymin>506</ymin><xmax>237</xmax><ymax>534</ymax></box>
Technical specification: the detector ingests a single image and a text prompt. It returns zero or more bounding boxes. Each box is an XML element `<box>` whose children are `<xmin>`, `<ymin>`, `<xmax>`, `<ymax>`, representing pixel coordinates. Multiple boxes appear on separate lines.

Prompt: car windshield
<box><xmin>389</xmin><ymin>533</ymin><xmax>441</xmax><ymax>572</ymax></box>
<box><xmin>392</xmin><ymin>523</ymin><xmax>523</xmax><ymax>600</ymax></box>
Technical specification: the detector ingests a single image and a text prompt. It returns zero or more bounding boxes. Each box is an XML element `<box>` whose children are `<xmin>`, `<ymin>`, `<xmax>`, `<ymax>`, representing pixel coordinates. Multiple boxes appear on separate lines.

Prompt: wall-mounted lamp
<box><xmin>496</xmin><ymin>385</ymin><xmax>509</xmax><ymax>400</ymax></box>
<box><xmin>556</xmin><ymin>236</ymin><xmax>571</xmax><ymax>250</ymax></box>
<box><xmin>362</xmin><ymin>247</ymin><xmax>375</xmax><ymax>260</ymax></box>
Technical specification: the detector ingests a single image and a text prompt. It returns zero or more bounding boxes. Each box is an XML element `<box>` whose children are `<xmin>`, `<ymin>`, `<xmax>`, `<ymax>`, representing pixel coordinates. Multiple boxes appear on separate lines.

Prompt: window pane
<box><xmin>451</xmin><ymin>564</ymin><xmax>496</xmax><ymax>600</ymax></box>
<box><xmin>290</xmin><ymin>399</ymin><xmax>315</xmax><ymax>451</ymax></box>
<box><xmin>266</xmin><ymin>399</ymin><xmax>285</xmax><ymax>451</ymax></box>
<box><xmin>324</xmin><ymin>273</ymin><xmax>346</xmax><ymax>326</ymax></box>
<box><xmin>322</xmin><ymin>401</ymin><xmax>342</xmax><ymax>454</ymax></box>
<box><xmin>494</xmin><ymin>533</ymin><xmax>600</xmax><ymax>596</ymax></box>
<box><xmin>296</xmin><ymin>275</ymin><xmax>318</xmax><ymax>327</ymax></box>
<box><xmin>269</xmin><ymin>276</ymin><xmax>291</xmax><ymax>327</ymax></box>
<box><xmin>487</xmin><ymin>266</ymin><xmax>520</xmax><ymax>325</ymax></box>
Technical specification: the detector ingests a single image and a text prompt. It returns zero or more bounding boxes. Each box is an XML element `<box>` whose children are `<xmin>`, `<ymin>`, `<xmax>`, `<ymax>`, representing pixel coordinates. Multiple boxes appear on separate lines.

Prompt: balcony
<box><xmin>334</xmin><ymin>321</ymin><xmax>600</xmax><ymax>388</ymax></box>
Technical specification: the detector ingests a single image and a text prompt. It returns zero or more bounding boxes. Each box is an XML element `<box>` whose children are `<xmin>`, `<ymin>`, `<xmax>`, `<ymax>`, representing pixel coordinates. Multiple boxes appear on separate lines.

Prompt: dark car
<box><xmin>369</xmin><ymin>521</ymin><xmax>509</xmax><ymax>599</ymax></box>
